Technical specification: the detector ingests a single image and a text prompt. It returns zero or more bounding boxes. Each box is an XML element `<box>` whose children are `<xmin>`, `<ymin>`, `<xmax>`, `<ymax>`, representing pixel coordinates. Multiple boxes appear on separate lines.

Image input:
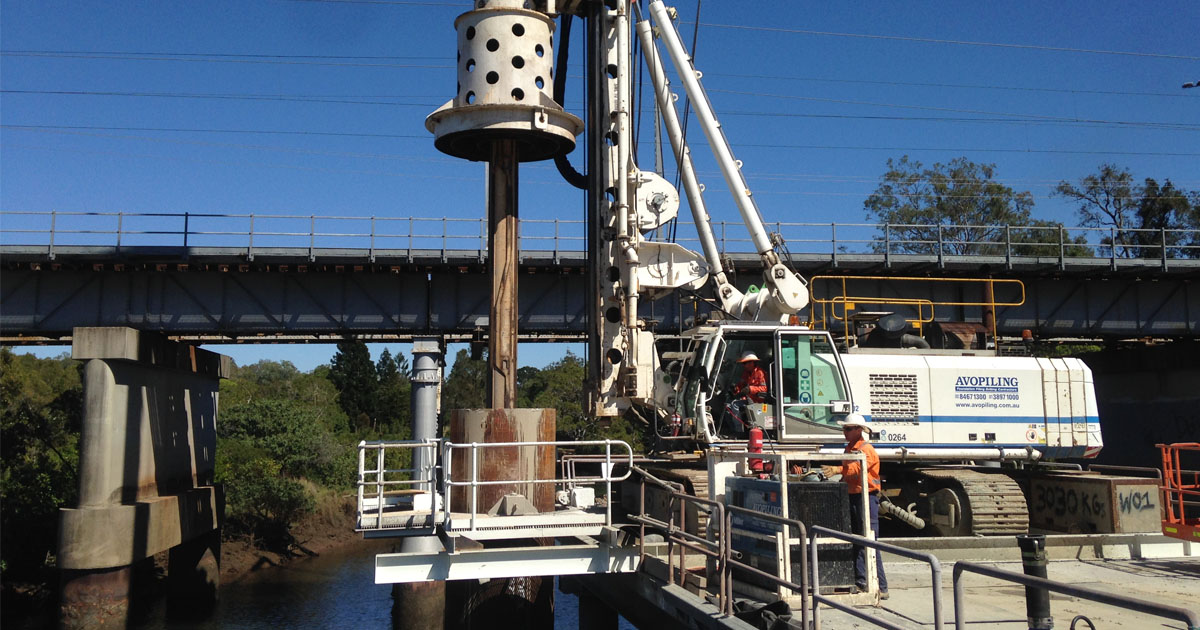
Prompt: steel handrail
<box><xmin>440</xmin><ymin>439</ymin><xmax>634</xmax><ymax>532</ymax></box>
<box><xmin>953</xmin><ymin>560</ymin><xmax>1200</xmax><ymax>630</ymax></box>
<box><xmin>809</xmin><ymin>524</ymin><xmax>944</xmax><ymax>630</ymax></box>
<box><xmin>1086</xmin><ymin>464</ymin><xmax>1162</xmax><ymax>480</ymax></box>
<box><xmin>561</xmin><ymin>453</ymin><xmax>654</xmax><ymax>489</ymax></box>
<box><xmin>356</xmin><ymin>439</ymin><xmax>441</xmax><ymax>532</ymax></box>
<box><xmin>5</xmin><ymin>211</ymin><xmax>1200</xmax><ymax>268</ymax></box>
<box><xmin>628</xmin><ymin>468</ymin><xmax>730</xmax><ymax>616</ymax></box>
<box><xmin>1159</xmin><ymin>443</ymin><xmax>1200</xmax><ymax>539</ymax></box>
<box><xmin>723</xmin><ymin>503</ymin><xmax>811</xmax><ymax>630</ymax></box>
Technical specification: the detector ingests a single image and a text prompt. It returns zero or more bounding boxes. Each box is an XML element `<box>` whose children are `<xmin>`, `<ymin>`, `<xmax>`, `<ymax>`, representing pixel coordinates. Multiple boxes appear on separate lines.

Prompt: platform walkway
<box><xmin>817</xmin><ymin>541</ymin><xmax>1197</xmax><ymax>629</ymax></box>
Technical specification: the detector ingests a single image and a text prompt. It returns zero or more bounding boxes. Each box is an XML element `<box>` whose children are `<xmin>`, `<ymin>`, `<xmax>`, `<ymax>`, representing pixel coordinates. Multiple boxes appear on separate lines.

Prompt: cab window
<box><xmin>778</xmin><ymin>333</ymin><xmax>846</xmax><ymax>437</ymax></box>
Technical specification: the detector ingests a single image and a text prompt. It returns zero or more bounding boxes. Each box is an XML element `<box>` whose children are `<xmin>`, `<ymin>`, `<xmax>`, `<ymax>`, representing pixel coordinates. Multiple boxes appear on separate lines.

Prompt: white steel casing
<box><xmin>425</xmin><ymin>1</ymin><xmax>582</xmax><ymax>162</ymax></box>
<box><xmin>837</xmin><ymin>353</ymin><xmax>1103</xmax><ymax>460</ymax></box>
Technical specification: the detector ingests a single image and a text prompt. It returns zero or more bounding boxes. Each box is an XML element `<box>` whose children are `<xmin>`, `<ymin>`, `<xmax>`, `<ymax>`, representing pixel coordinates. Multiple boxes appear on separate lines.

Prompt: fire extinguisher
<box><xmin>748</xmin><ymin>427</ymin><xmax>764</xmax><ymax>475</ymax></box>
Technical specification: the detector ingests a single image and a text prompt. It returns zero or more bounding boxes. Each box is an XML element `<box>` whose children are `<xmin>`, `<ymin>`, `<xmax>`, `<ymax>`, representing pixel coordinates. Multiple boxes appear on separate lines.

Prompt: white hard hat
<box><xmin>737</xmin><ymin>351</ymin><xmax>761</xmax><ymax>363</ymax></box>
<box><xmin>839</xmin><ymin>413</ymin><xmax>872</xmax><ymax>431</ymax></box>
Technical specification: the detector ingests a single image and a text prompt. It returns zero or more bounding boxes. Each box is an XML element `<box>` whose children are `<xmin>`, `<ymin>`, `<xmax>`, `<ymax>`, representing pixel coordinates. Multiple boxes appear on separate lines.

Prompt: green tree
<box><xmin>222</xmin><ymin>359</ymin><xmax>302</xmax><ymax>409</ymax></box>
<box><xmin>0</xmin><ymin>349</ymin><xmax>82</xmax><ymax>576</ymax></box>
<box><xmin>442</xmin><ymin>348</ymin><xmax>487</xmax><ymax>410</ymax></box>
<box><xmin>1054</xmin><ymin>164</ymin><xmax>1138</xmax><ymax>258</ymax></box>
<box><xmin>215</xmin><ymin>439</ymin><xmax>314</xmax><ymax>547</ymax></box>
<box><xmin>1057</xmin><ymin>166</ymin><xmax>1200</xmax><ymax>259</ymax></box>
<box><xmin>328</xmin><ymin>338</ymin><xmax>379</xmax><ymax>430</ymax></box>
<box><xmin>374</xmin><ymin>349</ymin><xmax>412</xmax><ymax>436</ymax></box>
<box><xmin>294</xmin><ymin>366</ymin><xmax>352</xmax><ymax>434</ymax></box>
<box><xmin>1190</xmin><ymin>191</ymin><xmax>1200</xmax><ymax>254</ymax></box>
<box><xmin>864</xmin><ymin>156</ymin><xmax>1075</xmax><ymax>256</ymax></box>
<box><xmin>219</xmin><ymin>398</ymin><xmax>353</xmax><ymax>487</ymax></box>
<box><xmin>517</xmin><ymin>353</ymin><xmax>646</xmax><ymax>453</ymax></box>
<box><xmin>1132</xmin><ymin>178</ymin><xmax>1194</xmax><ymax>258</ymax></box>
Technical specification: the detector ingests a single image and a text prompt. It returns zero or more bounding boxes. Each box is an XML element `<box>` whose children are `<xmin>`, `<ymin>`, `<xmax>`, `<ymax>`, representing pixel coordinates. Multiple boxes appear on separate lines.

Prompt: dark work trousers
<box><xmin>848</xmin><ymin>492</ymin><xmax>888</xmax><ymax>591</ymax></box>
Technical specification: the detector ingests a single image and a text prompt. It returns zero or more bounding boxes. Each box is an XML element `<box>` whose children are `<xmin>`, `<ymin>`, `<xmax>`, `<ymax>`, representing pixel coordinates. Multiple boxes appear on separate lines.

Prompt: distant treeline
<box><xmin>0</xmin><ymin>341</ymin><xmax>641</xmax><ymax>584</ymax></box>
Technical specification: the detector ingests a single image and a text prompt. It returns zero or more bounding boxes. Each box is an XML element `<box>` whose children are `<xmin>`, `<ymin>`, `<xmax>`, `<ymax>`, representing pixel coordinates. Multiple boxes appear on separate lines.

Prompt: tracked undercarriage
<box><xmin>907</xmin><ymin>468</ymin><xmax>1030</xmax><ymax>536</ymax></box>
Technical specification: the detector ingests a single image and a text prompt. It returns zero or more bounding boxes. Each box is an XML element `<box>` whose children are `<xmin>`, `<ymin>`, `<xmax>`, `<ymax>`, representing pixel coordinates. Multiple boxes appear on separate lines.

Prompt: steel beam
<box><xmin>375</xmin><ymin>544</ymin><xmax>639</xmax><ymax>584</ymax></box>
<box><xmin>2</xmin><ymin>255</ymin><xmax>1197</xmax><ymax>341</ymax></box>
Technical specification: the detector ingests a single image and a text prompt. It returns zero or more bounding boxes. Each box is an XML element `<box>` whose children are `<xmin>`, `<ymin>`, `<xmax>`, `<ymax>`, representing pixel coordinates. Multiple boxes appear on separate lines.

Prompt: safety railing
<box><xmin>626</xmin><ymin>467</ymin><xmax>733</xmax><ymax>616</ymax></box>
<box><xmin>626</xmin><ymin>449</ymin><xmax>941</xmax><ymax>629</ymax></box>
<box><xmin>809</xmin><ymin>525</ymin><xmax>944</xmax><ymax>630</ymax></box>
<box><xmin>724</xmin><ymin>503</ymin><xmax>812</xmax><ymax>629</ymax></box>
<box><xmin>559</xmin><ymin>452</ymin><xmax>652</xmax><ymax>490</ymax></box>
<box><xmin>441</xmin><ymin>439</ymin><xmax>633</xmax><ymax>533</ymax></box>
<box><xmin>4</xmin><ymin>210</ymin><xmax>1199</xmax><ymax>269</ymax></box>
<box><xmin>807</xmin><ymin>275</ymin><xmax>1026</xmax><ymax>340</ymax></box>
<box><xmin>952</xmin><ymin>560</ymin><xmax>1200</xmax><ymax>630</ymax></box>
<box><xmin>1159</xmin><ymin>442</ymin><xmax>1200</xmax><ymax>543</ymax></box>
<box><xmin>356</xmin><ymin>439</ymin><xmax>441</xmax><ymax>534</ymax></box>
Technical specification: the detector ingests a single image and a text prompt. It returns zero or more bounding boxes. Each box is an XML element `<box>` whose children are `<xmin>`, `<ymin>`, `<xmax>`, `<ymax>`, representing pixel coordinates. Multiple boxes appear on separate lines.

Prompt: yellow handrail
<box><xmin>806</xmin><ymin>276</ymin><xmax>1026</xmax><ymax>341</ymax></box>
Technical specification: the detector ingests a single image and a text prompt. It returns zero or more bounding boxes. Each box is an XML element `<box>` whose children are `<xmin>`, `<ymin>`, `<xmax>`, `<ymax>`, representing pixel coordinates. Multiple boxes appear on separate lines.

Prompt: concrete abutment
<box><xmin>57</xmin><ymin>327</ymin><xmax>230</xmax><ymax>629</ymax></box>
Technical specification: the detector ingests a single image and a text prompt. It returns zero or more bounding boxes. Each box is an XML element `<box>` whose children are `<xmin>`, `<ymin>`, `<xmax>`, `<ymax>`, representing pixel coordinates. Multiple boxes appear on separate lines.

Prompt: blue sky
<box><xmin>3</xmin><ymin>0</ymin><xmax>1198</xmax><ymax>371</ymax></box>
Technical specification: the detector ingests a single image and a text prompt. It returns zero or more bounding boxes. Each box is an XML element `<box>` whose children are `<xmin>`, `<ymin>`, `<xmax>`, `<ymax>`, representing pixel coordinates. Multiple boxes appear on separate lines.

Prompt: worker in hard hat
<box><xmin>731</xmin><ymin>351</ymin><xmax>767</xmax><ymax>403</ymax></box>
<box><xmin>829</xmin><ymin>413</ymin><xmax>889</xmax><ymax>599</ymax></box>
<box><xmin>723</xmin><ymin>350</ymin><xmax>768</xmax><ymax>432</ymax></box>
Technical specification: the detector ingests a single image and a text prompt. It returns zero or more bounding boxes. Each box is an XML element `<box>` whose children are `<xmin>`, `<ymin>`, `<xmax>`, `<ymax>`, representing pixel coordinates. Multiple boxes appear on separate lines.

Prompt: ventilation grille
<box><xmin>868</xmin><ymin>373</ymin><xmax>919</xmax><ymax>422</ymax></box>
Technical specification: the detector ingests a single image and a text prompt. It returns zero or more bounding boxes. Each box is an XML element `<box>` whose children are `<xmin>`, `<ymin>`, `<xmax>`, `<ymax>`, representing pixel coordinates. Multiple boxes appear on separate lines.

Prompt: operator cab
<box><xmin>674</xmin><ymin>323</ymin><xmax>853</xmax><ymax>445</ymax></box>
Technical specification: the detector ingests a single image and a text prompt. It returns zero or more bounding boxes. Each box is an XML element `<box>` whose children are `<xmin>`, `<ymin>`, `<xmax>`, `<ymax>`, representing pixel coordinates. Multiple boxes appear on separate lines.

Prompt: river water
<box><xmin>133</xmin><ymin>542</ymin><xmax>636</xmax><ymax>629</ymax></box>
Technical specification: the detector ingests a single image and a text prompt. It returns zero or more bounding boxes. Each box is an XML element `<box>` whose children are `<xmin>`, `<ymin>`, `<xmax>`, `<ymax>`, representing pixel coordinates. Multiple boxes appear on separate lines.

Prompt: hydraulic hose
<box><xmin>879</xmin><ymin>496</ymin><xmax>926</xmax><ymax>530</ymax></box>
<box><xmin>553</xmin><ymin>13</ymin><xmax>588</xmax><ymax>189</ymax></box>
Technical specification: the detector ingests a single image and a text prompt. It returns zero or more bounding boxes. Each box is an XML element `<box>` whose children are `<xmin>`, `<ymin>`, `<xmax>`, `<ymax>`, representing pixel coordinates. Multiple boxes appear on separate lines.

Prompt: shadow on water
<box><xmin>122</xmin><ymin>541</ymin><xmax>636</xmax><ymax>629</ymax></box>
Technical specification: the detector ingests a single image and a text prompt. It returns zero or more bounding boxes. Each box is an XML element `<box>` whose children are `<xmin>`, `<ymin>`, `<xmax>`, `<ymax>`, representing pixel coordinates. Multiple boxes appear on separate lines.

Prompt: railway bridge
<box><xmin>2</xmin><ymin>211</ymin><xmax>1198</xmax><ymax>343</ymax></box>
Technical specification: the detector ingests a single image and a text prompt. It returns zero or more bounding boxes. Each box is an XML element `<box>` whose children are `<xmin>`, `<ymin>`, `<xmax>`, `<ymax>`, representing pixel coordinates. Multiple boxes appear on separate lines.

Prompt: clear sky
<box><xmin>2</xmin><ymin>0</ymin><xmax>1198</xmax><ymax>371</ymax></box>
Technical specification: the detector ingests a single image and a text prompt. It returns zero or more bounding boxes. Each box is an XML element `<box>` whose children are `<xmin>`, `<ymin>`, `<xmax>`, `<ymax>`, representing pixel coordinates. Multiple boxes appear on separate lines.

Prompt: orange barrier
<box><xmin>1159</xmin><ymin>442</ymin><xmax>1200</xmax><ymax>542</ymax></box>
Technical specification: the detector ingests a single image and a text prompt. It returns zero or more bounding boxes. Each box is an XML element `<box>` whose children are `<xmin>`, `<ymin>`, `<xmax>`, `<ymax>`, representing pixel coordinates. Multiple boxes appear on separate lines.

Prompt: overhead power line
<box><xmin>704</xmin><ymin>72</ymin><xmax>1192</xmax><ymax>99</ymax></box>
<box><xmin>0</xmin><ymin>89</ymin><xmax>442</xmax><ymax>107</ymax></box>
<box><xmin>709</xmin><ymin>88</ymin><xmax>1199</xmax><ymax>131</ymax></box>
<box><xmin>738</xmin><ymin>142</ymin><xmax>1200</xmax><ymax>158</ymax></box>
<box><xmin>7</xmin><ymin>50</ymin><xmax>1194</xmax><ymax>101</ymax></box>
<box><xmin>9</xmin><ymin>87</ymin><xmax>1191</xmax><ymax>134</ymax></box>
<box><xmin>277</xmin><ymin>0</ymin><xmax>461</xmax><ymax>5</ymax></box>
<box><xmin>0</xmin><ymin>51</ymin><xmax>451</xmax><ymax>69</ymax></box>
<box><xmin>6</xmin><ymin>123</ymin><xmax>1197</xmax><ymax>159</ymax></box>
<box><xmin>2</xmin><ymin>49</ymin><xmax>447</xmax><ymax>61</ymax></box>
<box><xmin>693</xmin><ymin>22</ymin><xmax>1200</xmax><ymax>61</ymax></box>
<box><xmin>2</xmin><ymin>124</ymin><xmax>428</xmax><ymax>139</ymax></box>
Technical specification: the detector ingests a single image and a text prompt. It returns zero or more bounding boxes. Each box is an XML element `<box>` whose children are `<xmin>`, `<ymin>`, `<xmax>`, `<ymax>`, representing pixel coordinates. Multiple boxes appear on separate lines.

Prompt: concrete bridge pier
<box><xmin>57</xmin><ymin>327</ymin><xmax>230</xmax><ymax>629</ymax></box>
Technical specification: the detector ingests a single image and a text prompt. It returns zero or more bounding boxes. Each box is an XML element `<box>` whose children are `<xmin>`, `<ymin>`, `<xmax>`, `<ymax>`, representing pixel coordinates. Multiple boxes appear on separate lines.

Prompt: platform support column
<box><xmin>393</xmin><ymin>337</ymin><xmax>447</xmax><ymax>630</ymax></box>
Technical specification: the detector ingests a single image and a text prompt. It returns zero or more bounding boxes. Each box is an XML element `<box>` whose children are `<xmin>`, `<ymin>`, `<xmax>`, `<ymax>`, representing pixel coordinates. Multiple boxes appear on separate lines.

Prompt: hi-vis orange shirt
<box><xmin>842</xmin><ymin>438</ymin><xmax>882</xmax><ymax>495</ymax></box>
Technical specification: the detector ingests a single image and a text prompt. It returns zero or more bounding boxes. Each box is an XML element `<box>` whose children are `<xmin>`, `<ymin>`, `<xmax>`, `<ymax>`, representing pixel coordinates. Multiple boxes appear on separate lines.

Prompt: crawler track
<box><xmin>643</xmin><ymin>466</ymin><xmax>711</xmax><ymax>534</ymax></box>
<box><xmin>919</xmin><ymin>469</ymin><xmax>1029</xmax><ymax>536</ymax></box>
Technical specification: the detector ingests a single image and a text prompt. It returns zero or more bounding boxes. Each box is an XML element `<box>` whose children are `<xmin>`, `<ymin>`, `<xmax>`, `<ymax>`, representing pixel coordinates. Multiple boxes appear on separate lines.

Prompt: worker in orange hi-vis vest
<box><xmin>731</xmin><ymin>351</ymin><xmax>767</xmax><ymax>403</ymax></box>
<box><xmin>725</xmin><ymin>351</ymin><xmax>768</xmax><ymax>433</ymax></box>
<box><xmin>835</xmin><ymin>413</ymin><xmax>889</xmax><ymax>599</ymax></box>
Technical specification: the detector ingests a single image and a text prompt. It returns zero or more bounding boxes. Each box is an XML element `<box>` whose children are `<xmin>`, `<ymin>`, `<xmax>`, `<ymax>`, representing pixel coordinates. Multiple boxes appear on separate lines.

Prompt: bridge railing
<box><xmin>2</xmin><ymin>210</ymin><xmax>1198</xmax><ymax>267</ymax></box>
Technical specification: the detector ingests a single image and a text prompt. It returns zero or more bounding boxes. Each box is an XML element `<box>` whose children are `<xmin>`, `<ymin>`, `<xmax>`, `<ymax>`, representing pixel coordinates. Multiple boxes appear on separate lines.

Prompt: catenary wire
<box><xmin>690</xmin><ymin>21</ymin><xmax>1200</xmax><ymax>61</ymax></box>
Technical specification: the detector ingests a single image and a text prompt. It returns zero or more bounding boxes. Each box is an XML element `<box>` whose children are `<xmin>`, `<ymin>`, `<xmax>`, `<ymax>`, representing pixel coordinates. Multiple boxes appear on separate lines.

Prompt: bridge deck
<box><xmin>2</xmin><ymin>244</ymin><xmax>1197</xmax><ymax>342</ymax></box>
